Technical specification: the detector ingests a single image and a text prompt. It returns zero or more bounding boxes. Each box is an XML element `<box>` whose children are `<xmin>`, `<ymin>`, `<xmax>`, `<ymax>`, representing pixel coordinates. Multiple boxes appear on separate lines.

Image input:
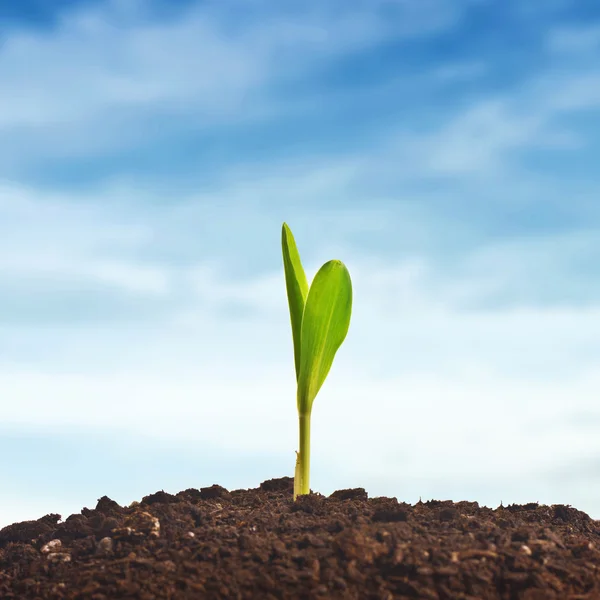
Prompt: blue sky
<box><xmin>2</xmin><ymin>0</ymin><xmax>600</xmax><ymax>526</ymax></box>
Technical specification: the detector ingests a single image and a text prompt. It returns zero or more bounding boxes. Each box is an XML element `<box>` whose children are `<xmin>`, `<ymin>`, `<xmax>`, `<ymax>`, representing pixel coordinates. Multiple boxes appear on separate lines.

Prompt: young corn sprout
<box><xmin>281</xmin><ymin>223</ymin><xmax>352</xmax><ymax>500</ymax></box>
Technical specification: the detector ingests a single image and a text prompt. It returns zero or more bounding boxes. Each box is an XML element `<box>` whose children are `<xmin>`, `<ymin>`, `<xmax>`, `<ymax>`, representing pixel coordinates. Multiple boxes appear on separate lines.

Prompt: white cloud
<box><xmin>0</xmin><ymin>256</ymin><xmax>169</xmax><ymax>295</ymax></box>
<box><xmin>2</xmin><ymin>0</ymin><xmax>599</xmax><ymax>186</ymax></box>
<box><xmin>0</xmin><ymin>183</ymin><xmax>168</xmax><ymax>295</ymax></box>
<box><xmin>2</xmin><ymin>294</ymin><xmax>600</xmax><ymax>520</ymax></box>
<box><xmin>386</xmin><ymin>64</ymin><xmax>600</xmax><ymax>178</ymax></box>
<box><xmin>0</xmin><ymin>182</ymin><xmax>151</xmax><ymax>250</ymax></box>
<box><xmin>432</xmin><ymin>60</ymin><xmax>487</xmax><ymax>81</ymax></box>
<box><xmin>547</xmin><ymin>24</ymin><xmax>600</xmax><ymax>55</ymax></box>
<box><xmin>0</xmin><ymin>0</ymin><xmax>465</xmax><ymax>159</ymax></box>
<box><xmin>424</xmin><ymin>100</ymin><xmax>545</xmax><ymax>175</ymax></box>
<box><xmin>0</xmin><ymin>8</ymin><xmax>262</xmax><ymax>129</ymax></box>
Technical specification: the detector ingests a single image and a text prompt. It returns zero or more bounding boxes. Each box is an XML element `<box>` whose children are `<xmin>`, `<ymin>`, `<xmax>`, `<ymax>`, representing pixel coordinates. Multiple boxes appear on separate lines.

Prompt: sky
<box><xmin>1</xmin><ymin>0</ymin><xmax>600</xmax><ymax>528</ymax></box>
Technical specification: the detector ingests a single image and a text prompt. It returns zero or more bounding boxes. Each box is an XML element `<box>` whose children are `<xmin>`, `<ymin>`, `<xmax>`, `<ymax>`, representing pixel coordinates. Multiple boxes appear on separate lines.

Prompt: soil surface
<box><xmin>1</xmin><ymin>477</ymin><xmax>600</xmax><ymax>599</ymax></box>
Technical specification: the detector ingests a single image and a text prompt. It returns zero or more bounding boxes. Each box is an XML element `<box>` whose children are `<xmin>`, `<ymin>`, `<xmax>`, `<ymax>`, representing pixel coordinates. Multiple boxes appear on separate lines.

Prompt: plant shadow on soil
<box><xmin>1</xmin><ymin>477</ymin><xmax>600</xmax><ymax>599</ymax></box>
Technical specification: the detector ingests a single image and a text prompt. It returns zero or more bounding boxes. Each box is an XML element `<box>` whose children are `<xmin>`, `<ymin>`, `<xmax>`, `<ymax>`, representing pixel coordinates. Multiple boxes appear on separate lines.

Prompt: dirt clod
<box><xmin>1</xmin><ymin>477</ymin><xmax>600</xmax><ymax>599</ymax></box>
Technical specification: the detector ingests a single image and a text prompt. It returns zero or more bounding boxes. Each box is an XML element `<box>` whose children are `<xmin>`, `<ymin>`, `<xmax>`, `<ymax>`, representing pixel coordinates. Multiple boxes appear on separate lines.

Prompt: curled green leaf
<box><xmin>297</xmin><ymin>260</ymin><xmax>353</xmax><ymax>416</ymax></box>
<box><xmin>282</xmin><ymin>223</ymin><xmax>309</xmax><ymax>380</ymax></box>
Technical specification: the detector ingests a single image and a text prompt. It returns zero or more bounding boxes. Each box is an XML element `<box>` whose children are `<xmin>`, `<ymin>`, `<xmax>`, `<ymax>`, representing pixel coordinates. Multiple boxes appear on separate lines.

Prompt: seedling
<box><xmin>281</xmin><ymin>223</ymin><xmax>352</xmax><ymax>499</ymax></box>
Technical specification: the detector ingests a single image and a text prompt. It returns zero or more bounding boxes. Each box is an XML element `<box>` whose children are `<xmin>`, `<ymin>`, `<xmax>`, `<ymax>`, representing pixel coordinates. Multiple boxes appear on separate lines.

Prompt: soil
<box><xmin>1</xmin><ymin>477</ymin><xmax>600</xmax><ymax>599</ymax></box>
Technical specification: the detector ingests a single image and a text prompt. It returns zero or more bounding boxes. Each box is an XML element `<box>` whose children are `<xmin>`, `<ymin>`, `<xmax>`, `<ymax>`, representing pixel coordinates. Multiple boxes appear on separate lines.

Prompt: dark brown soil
<box><xmin>1</xmin><ymin>477</ymin><xmax>600</xmax><ymax>599</ymax></box>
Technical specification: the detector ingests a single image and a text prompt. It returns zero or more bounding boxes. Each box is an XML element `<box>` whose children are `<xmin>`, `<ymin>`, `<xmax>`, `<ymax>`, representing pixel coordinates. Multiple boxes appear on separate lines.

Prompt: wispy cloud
<box><xmin>0</xmin><ymin>0</ymin><xmax>468</xmax><ymax>171</ymax></box>
<box><xmin>547</xmin><ymin>23</ymin><xmax>600</xmax><ymax>55</ymax></box>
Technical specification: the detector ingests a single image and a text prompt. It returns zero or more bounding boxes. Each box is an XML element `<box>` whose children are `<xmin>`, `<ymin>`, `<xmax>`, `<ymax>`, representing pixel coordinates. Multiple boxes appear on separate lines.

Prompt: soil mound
<box><xmin>1</xmin><ymin>477</ymin><xmax>599</xmax><ymax>599</ymax></box>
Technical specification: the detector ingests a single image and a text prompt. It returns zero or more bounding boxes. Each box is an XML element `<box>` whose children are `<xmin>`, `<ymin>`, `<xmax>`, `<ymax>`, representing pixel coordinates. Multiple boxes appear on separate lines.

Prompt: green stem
<box><xmin>298</xmin><ymin>412</ymin><xmax>311</xmax><ymax>496</ymax></box>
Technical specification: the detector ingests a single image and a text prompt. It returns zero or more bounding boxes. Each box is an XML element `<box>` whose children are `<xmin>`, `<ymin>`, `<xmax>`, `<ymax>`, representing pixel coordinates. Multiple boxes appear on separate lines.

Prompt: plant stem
<box><xmin>298</xmin><ymin>412</ymin><xmax>311</xmax><ymax>495</ymax></box>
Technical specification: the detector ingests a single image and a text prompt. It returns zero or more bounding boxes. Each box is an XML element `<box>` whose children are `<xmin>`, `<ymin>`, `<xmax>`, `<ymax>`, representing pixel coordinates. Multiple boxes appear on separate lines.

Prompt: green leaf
<box><xmin>297</xmin><ymin>260</ymin><xmax>352</xmax><ymax>415</ymax></box>
<box><xmin>281</xmin><ymin>223</ymin><xmax>309</xmax><ymax>380</ymax></box>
